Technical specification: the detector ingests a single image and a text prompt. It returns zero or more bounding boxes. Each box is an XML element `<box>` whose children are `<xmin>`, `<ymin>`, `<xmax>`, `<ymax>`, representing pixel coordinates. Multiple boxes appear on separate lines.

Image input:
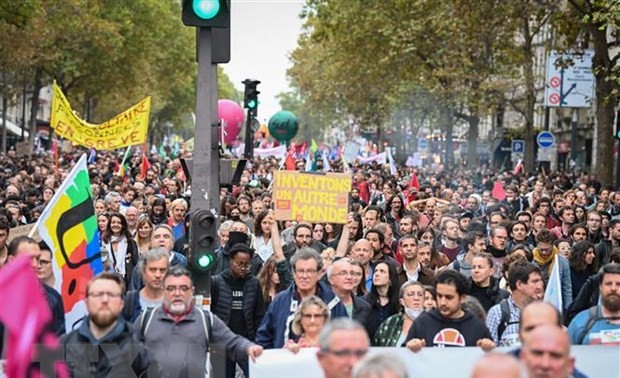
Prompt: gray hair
<box><xmin>219</xmin><ymin>220</ymin><xmax>234</xmax><ymax>235</ymax></box>
<box><xmin>352</xmin><ymin>353</ymin><xmax>409</xmax><ymax>378</ymax></box>
<box><xmin>104</xmin><ymin>191</ymin><xmax>121</xmax><ymax>204</ymax></box>
<box><xmin>399</xmin><ymin>281</ymin><xmax>424</xmax><ymax>299</ymax></box>
<box><xmin>290</xmin><ymin>247</ymin><xmax>323</xmax><ymax>272</ymax></box>
<box><xmin>326</xmin><ymin>257</ymin><xmax>350</xmax><ymax>279</ymax></box>
<box><xmin>291</xmin><ymin>296</ymin><xmax>330</xmax><ymax>336</ymax></box>
<box><xmin>318</xmin><ymin>318</ymin><xmax>368</xmax><ymax>352</ymax></box>
<box><xmin>138</xmin><ymin>247</ymin><xmax>170</xmax><ymax>272</ymax></box>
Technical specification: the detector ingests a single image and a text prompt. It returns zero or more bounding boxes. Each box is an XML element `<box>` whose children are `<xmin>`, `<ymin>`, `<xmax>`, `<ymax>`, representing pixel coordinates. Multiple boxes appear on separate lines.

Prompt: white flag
<box><xmin>543</xmin><ymin>254</ymin><xmax>562</xmax><ymax>311</ymax></box>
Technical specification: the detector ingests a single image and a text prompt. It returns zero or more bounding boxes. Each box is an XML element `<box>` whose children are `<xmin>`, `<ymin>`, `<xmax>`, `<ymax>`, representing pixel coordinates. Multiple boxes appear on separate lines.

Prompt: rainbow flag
<box><xmin>34</xmin><ymin>153</ymin><xmax>102</xmax><ymax>331</ymax></box>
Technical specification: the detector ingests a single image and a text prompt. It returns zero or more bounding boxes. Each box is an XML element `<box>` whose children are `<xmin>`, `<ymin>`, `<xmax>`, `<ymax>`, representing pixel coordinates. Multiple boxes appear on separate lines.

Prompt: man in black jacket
<box><xmin>211</xmin><ymin>243</ymin><xmax>266</xmax><ymax>378</ymax></box>
<box><xmin>404</xmin><ymin>270</ymin><xmax>495</xmax><ymax>352</ymax></box>
<box><xmin>62</xmin><ymin>272</ymin><xmax>162</xmax><ymax>377</ymax></box>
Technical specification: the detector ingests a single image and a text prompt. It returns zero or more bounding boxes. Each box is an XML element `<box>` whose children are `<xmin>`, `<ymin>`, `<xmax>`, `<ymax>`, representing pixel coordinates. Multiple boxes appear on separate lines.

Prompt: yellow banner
<box><xmin>50</xmin><ymin>81</ymin><xmax>150</xmax><ymax>150</ymax></box>
<box><xmin>273</xmin><ymin>171</ymin><xmax>351</xmax><ymax>224</ymax></box>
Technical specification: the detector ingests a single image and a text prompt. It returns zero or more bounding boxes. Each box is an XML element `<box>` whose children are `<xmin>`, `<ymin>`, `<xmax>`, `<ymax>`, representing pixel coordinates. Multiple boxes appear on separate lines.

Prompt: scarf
<box><xmin>533</xmin><ymin>246</ymin><xmax>557</xmax><ymax>275</ymax></box>
<box><xmin>105</xmin><ymin>235</ymin><xmax>128</xmax><ymax>275</ymax></box>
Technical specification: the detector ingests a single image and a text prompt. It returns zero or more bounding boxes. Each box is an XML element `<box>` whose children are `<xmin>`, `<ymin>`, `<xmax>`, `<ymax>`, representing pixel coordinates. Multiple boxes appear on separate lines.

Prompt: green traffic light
<box><xmin>193</xmin><ymin>0</ymin><xmax>220</xmax><ymax>20</ymax></box>
<box><xmin>197</xmin><ymin>254</ymin><xmax>214</xmax><ymax>268</ymax></box>
<box><xmin>248</xmin><ymin>99</ymin><xmax>257</xmax><ymax>109</ymax></box>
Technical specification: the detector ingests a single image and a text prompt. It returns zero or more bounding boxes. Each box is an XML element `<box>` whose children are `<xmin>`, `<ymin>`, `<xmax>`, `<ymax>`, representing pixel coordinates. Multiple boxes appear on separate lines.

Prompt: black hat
<box><xmin>459</xmin><ymin>211</ymin><xmax>474</xmax><ymax>220</ymax></box>
<box><xmin>229</xmin><ymin>243</ymin><xmax>255</xmax><ymax>258</ymax></box>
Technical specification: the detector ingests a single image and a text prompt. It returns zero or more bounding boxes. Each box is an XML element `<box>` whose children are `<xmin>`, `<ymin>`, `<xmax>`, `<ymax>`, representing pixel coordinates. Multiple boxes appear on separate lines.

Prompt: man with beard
<box><xmin>404</xmin><ymin>270</ymin><xmax>495</xmax><ymax>352</ymax></box>
<box><xmin>396</xmin><ymin>234</ymin><xmax>434</xmax><ymax>286</ymax></box>
<box><xmin>283</xmin><ymin>222</ymin><xmax>326</xmax><ymax>261</ymax></box>
<box><xmin>63</xmin><ymin>272</ymin><xmax>162</xmax><ymax>377</ymax></box>
<box><xmin>569</xmin><ymin>263</ymin><xmax>620</xmax><ymax>345</ymax></box>
<box><xmin>237</xmin><ymin>195</ymin><xmax>254</xmax><ymax>230</ymax></box>
<box><xmin>138</xmin><ymin>267</ymin><xmax>263</xmax><ymax>377</ymax></box>
<box><xmin>439</xmin><ymin>218</ymin><xmax>463</xmax><ymax>262</ymax></box>
<box><xmin>350</xmin><ymin>187</ymin><xmax>368</xmax><ymax>208</ymax></box>
<box><xmin>398</xmin><ymin>214</ymin><xmax>417</xmax><ymax>238</ymax></box>
<box><xmin>362</xmin><ymin>206</ymin><xmax>382</xmax><ymax>233</ymax></box>
<box><xmin>365</xmin><ymin>228</ymin><xmax>399</xmax><ymax>269</ymax></box>
<box><xmin>486</xmin><ymin>226</ymin><xmax>508</xmax><ymax>278</ymax></box>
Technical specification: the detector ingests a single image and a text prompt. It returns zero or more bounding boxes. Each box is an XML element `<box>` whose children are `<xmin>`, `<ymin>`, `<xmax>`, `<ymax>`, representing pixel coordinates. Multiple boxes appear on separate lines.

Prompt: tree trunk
<box><xmin>444</xmin><ymin>110</ymin><xmax>454</xmax><ymax>167</ymax></box>
<box><xmin>591</xmin><ymin>25</ymin><xmax>616</xmax><ymax>186</ymax></box>
<box><xmin>28</xmin><ymin>68</ymin><xmax>43</xmax><ymax>154</ymax></box>
<box><xmin>522</xmin><ymin>15</ymin><xmax>536</xmax><ymax>174</ymax></box>
<box><xmin>467</xmin><ymin>114</ymin><xmax>480</xmax><ymax>169</ymax></box>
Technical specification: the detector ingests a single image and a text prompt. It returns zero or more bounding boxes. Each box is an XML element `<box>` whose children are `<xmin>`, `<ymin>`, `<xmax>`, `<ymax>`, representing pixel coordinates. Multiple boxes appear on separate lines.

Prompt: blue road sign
<box><xmin>512</xmin><ymin>140</ymin><xmax>525</xmax><ymax>154</ymax></box>
<box><xmin>537</xmin><ymin>131</ymin><xmax>555</xmax><ymax>149</ymax></box>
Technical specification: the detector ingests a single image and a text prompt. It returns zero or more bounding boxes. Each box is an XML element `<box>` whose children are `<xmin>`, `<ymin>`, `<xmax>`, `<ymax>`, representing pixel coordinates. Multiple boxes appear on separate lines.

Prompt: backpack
<box><xmin>577</xmin><ymin>306</ymin><xmax>602</xmax><ymax>345</ymax></box>
<box><xmin>496</xmin><ymin>299</ymin><xmax>519</xmax><ymax>342</ymax></box>
<box><xmin>138</xmin><ymin>306</ymin><xmax>214</xmax><ymax>377</ymax></box>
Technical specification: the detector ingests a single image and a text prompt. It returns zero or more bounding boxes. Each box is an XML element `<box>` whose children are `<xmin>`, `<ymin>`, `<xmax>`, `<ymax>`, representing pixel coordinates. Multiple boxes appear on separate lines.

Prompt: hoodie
<box><xmin>404</xmin><ymin>308</ymin><xmax>492</xmax><ymax>348</ymax></box>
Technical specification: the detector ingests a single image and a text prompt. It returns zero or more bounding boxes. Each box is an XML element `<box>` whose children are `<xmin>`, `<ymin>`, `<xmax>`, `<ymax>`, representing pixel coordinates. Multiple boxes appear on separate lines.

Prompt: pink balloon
<box><xmin>218</xmin><ymin>99</ymin><xmax>245</xmax><ymax>145</ymax></box>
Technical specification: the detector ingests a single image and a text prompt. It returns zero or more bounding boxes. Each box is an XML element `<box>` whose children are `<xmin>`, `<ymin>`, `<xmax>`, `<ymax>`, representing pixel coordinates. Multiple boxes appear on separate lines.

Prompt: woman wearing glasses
<box><xmin>211</xmin><ymin>243</ymin><xmax>266</xmax><ymax>378</ymax></box>
<box><xmin>285</xmin><ymin>296</ymin><xmax>330</xmax><ymax>353</ymax></box>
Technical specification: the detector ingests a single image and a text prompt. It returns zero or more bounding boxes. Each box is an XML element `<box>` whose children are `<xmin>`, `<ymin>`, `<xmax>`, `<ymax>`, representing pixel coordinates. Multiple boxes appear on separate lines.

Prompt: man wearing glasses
<box><xmin>63</xmin><ymin>272</ymin><xmax>162</xmax><ymax>376</ymax></box>
<box><xmin>327</xmin><ymin>258</ymin><xmax>371</xmax><ymax>333</ymax></box>
<box><xmin>139</xmin><ymin>266</ymin><xmax>262</xmax><ymax>377</ymax></box>
<box><xmin>256</xmin><ymin>248</ymin><xmax>348</xmax><ymax>348</ymax></box>
<box><xmin>317</xmin><ymin>318</ymin><xmax>370</xmax><ymax>378</ymax></box>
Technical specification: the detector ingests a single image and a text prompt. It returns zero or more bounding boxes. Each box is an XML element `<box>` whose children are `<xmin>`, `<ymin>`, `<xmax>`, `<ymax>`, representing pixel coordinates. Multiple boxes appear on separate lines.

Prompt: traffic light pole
<box><xmin>244</xmin><ymin>108</ymin><xmax>254</xmax><ymax>159</ymax></box>
<box><xmin>191</xmin><ymin>27</ymin><xmax>220</xmax><ymax>300</ymax></box>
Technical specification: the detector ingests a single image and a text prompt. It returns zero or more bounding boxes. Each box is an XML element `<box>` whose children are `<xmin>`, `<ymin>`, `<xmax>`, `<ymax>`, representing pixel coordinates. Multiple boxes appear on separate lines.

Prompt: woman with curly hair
<box><xmin>384</xmin><ymin>195</ymin><xmax>409</xmax><ymax>237</ymax></box>
<box><xmin>569</xmin><ymin>240</ymin><xmax>598</xmax><ymax>300</ymax></box>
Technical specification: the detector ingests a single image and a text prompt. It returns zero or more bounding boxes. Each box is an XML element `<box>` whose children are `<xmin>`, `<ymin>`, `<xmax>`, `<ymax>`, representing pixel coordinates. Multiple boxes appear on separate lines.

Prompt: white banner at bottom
<box><xmin>250</xmin><ymin>346</ymin><xmax>618</xmax><ymax>378</ymax></box>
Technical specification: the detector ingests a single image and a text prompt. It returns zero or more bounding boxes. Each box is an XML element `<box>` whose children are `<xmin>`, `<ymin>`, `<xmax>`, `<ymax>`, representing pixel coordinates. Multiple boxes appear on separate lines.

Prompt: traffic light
<box><xmin>243</xmin><ymin>79</ymin><xmax>260</xmax><ymax>114</ymax></box>
<box><xmin>182</xmin><ymin>0</ymin><xmax>230</xmax><ymax>28</ymax></box>
<box><xmin>189</xmin><ymin>209</ymin><xmax>217</xmax><ymax>272</ymax></box>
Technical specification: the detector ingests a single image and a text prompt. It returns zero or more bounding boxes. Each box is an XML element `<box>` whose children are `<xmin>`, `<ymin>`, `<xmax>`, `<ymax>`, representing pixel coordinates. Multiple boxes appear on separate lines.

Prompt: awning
<box><xmin>0</xmin><ymin>117</ymin><xmax>29</xmax><ymax>138</ymax></box>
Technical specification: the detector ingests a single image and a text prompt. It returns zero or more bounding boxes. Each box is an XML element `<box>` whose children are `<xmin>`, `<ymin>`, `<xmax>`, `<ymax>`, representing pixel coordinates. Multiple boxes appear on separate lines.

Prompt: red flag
<box><xmin>408</xmin><ymin>171</ymin><xmax>421</xmax><ymax>191</ymax></box>
<box><xmin>285</xmin><ymin>146</ymin><xmax>296</xmax><ymax>170</ymax></box>
<box><xmin>492</xmin><ymin>181</ymin><xmax>506</xmax><ymax>201</ymax></box>
<box><xmin>140</xmin><ymin>151</ymin><xmax>151</xmax><ymax>179</ymax></box>
<box><xmin>0</xmin><ymin>256</ymin><xmax>68</xmax><ymax>378</ymax></box>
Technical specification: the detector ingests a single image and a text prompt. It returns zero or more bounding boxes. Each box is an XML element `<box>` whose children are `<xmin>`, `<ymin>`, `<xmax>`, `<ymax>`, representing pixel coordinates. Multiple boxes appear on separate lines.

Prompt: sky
<box><xmin>224</xmin><ymin>0</ymin><xmax>305</xmax><ymax>124</ymax></box>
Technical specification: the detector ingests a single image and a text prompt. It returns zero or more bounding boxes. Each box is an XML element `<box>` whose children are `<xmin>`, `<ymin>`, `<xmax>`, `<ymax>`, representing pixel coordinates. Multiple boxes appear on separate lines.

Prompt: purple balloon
<box><xmin>218</xmin><ymin>99</ymin><xmax>245</xmax><ymax>145</ymax></box>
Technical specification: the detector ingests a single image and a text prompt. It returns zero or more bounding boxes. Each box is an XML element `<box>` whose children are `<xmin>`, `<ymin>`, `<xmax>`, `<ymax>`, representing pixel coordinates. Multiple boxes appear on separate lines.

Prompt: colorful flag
<box><xmin>387</xmin><ymin>148</ymin><xmax>397</xmax><ymax>175</ymax></box>
<box><xmin>544</xmin><ymin>254</ymin><xmax>562</xmax><ymax>311</ymax></box>
<box><xmin>492</xmin><ymin>180</ymin><xmax>506</xmax><ymax>201</ymax></box>
<box><xmin>35</xmin><ymin>153</ymin><xmax>102</xmax><ymax>331</ymax></box>
<box><xmin>140</xmin><ymin>151</ymin><xmax>151</xmax><ymax>179</ymax></box>
<box><xmin>0</xmin><ymin>256</ymin><xmax>69</xmax><ymax>378</ymax></box>
<box><xmin>117</xmin><ymin>146</ymin><xmax>132</xmax><ymax>177</ymax></box>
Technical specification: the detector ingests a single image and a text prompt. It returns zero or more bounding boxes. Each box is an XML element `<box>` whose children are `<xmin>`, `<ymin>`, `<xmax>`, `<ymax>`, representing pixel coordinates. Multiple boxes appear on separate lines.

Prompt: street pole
<box><xmin>570</xmin><ymin>108</ymin><xmax>578</xmax><ymax>168</ymax></box>
<box><xmin>191</xmin><ymin>27</ymin><xmax>220</xmax><ymax>298</ymax></box>
<box><xmin>244</xmin><ymin>108</ymin><xmax>253</xmax><ymax>159</ymax></box>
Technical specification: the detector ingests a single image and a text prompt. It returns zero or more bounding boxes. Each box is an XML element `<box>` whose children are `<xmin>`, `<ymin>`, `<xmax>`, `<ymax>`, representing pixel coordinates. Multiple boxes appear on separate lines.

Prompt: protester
<box><xmin>316</xmin><ymin>318</ymin><xmax>370</xmax><ymax>378</ymax></box>
<box><xmin>374</xmin><ymin>281</ymin><xmax>425</xmax><ymax>346</ymax></box>
<box><xmin>137</xmin><ymin>266</ymin><xmax>263</xmax><ymax>377</ymax></box>
<box><xmin>285</xmin><ymin>296</ymin><xmax>330</xmax><ymax>352</ymax></box>
<box><xmin>62</xmin><ymin>272</ymin><xmax>162</xmax><ymax>377</ymax></box>
<box><xmin>122</xmin><ymin>247</ymin><xmax>169</xmax><ymax>322</ymax></box>
<box><xmin>352</xmin><ymin>353</ymin><xmax>409</xmax><ymax>378</ymax></box>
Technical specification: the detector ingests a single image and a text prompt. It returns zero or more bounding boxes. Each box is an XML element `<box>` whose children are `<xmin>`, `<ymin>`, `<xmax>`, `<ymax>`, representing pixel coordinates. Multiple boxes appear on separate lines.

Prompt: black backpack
<box><xmin>497</xmin><ymin>299</ymin><xmax>519</xmax><ymax>342</ymax></box>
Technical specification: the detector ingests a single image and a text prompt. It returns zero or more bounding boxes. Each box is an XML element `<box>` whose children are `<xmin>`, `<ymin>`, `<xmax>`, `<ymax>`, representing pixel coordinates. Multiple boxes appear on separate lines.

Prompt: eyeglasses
<box><xmin>233</xmin><ymin>261</ymin><xmax>251</xmax><ymax>270</ymax></box>
<box><xmin>295</xmin><ymin>269</ymin><xmax>318</xmax><ymax>276</ymax></box>
<box><xmin>165</xmin><ymin>285</ymin><xmax>191</xmax><ymax>294</ymax></box>
<box><xmin>323</xmin><ymin>349</ymin><xmax>368</xmax><ymax>358</ymax></box>
<box><xmin>37</xmin><ymin>259</ymin><xmax>51</xmax><ymax>267</ymax></box>
<box><xmin>88</xmin><ymin>292</ymin><xmax>122</xmax><ymax>300</ymax></box>
<box><xmin>332</xmin><ymin>270</ymin><xmax>359</xmax><ymax>277</ymax></box>
<box><xmin>302</xmin><ymin>313</ymin><xmax>326</xmax><ymax>320</ymax></box>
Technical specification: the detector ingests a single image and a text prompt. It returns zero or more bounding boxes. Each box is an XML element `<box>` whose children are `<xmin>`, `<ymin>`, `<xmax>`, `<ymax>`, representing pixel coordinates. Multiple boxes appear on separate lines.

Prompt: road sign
<box><xmin>537</xmin><ymin>131</ymin><xmax>555</xmax><ymax>149</ymax></box>
<box><xmin>511</xmin><ymin>140</ymin><xmax>525</xmax><ymax>153</ymax></box>
<box><xmin>544</xmin><ymin>50</ymin><xmax>594</xmax><ymax>108</ymax></box>
<box><xmin>418</xmin><ymin>138</ymin><xmax>428</xmax><ymax>151</ymax></box>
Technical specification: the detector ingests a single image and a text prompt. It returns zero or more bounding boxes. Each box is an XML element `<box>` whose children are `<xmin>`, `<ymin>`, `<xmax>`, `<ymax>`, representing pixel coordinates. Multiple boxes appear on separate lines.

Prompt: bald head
<box><xmin>470</xmin><ymin>353</ymin><xmax>520</xmax><ymax>378</ymax></box>
<box><xmin>352</xmin><ymin>239</ymin><xmax>372</xmax><ymax>265</ymax></box>
<box><xmin>521</xmin><ymin>325</ymin><xmax>574</xmax><ymax>378</ymax></box>
<box><xmin>519</xmin><ymin>301</ymin><xmax>561</xmax><ymax>345</ymax></box>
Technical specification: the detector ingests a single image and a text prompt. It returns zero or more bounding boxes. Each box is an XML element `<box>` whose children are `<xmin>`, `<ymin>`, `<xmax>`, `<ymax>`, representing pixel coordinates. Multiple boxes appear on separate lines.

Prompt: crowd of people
<box><xmin>0</xmin><ymin>147</ymin><xmax>619</xmax><ymax>377</ymax></box>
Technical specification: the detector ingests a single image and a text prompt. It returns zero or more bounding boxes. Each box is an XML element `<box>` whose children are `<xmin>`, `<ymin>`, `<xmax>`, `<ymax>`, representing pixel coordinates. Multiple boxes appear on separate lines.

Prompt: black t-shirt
<box><xmin>228</xmin><ymin>277</ymin><xmax>246</xmax><ymax>336</ymax></box>
<box><xmin>405</xmin><ymin>308</ymin><xmax>492</xmax><ymax>347</ymax></box>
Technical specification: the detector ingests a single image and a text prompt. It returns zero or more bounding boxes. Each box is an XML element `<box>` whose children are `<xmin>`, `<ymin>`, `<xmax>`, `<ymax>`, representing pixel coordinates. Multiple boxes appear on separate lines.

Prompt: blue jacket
<box><xmin>255</xmin><ymin>281</ymin><xmax>348</xmax><ymax>349</ymax></box>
